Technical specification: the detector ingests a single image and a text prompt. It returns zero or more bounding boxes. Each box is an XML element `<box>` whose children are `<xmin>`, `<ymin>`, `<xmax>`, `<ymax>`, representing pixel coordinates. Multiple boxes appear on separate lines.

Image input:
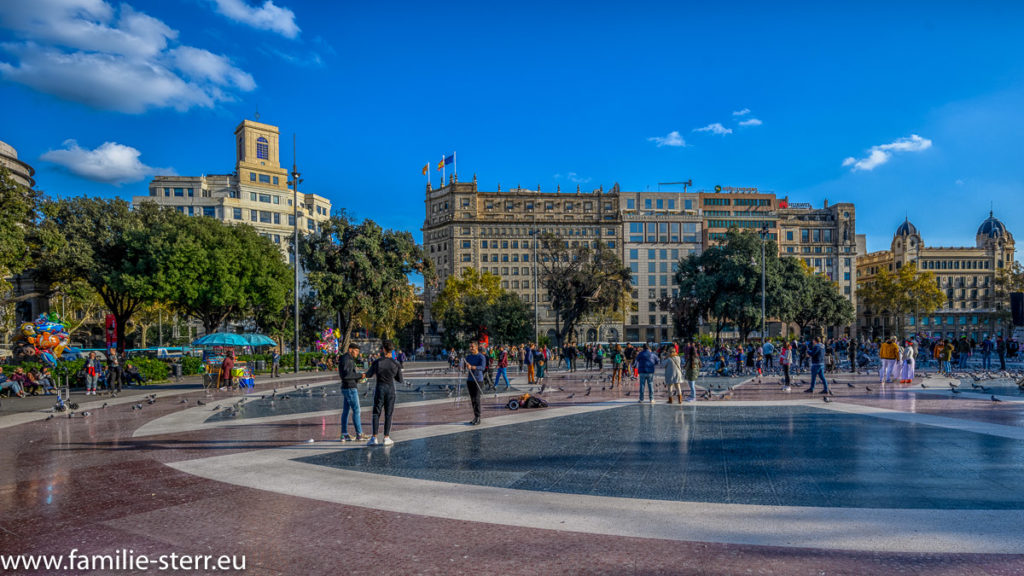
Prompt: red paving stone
<box><xmin>2</xmin><ymin>368</ymin><xmax>1024</xmax><ymax>575</ymax></box>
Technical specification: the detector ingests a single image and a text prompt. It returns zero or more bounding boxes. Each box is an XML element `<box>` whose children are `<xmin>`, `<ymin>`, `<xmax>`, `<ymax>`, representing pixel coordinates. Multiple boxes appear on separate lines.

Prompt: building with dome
<box><xmin>856</xmin><ymin>213</ymin><xmax>1016</xmax><ymax>341</ymax></box>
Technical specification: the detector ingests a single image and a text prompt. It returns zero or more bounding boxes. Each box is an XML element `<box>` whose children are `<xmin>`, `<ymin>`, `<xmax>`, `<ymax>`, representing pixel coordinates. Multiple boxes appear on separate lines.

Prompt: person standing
<box><xmin>803</xmin><ymin>337</ymin><xmax>832</xmax><ymax>395</ymax></box>
<box><xmin>611</xmin><ymin>344</ymin><xmax>624</xmax><ymax>389</ymax></box>
<box><xmin>980</xmin><ymin>336</ymin><xmax>994</xmax><ymax>372</ymax></box>
<box><xmin>338</xmin><ymin>343</ymin><xmax>366</xmax><ymax>442</ymax></box>
<box><xmin>878</xmin><ymin>337</ymin><xmax>898</xmax><ymax>384</ymax></box>
<box><xmin>271</xmin><ymin>349</ymin><xmax>281</xmax><ymax>378</ymax></box>
<box><xmin>524</xmin><ymin>343</ymin><xmax>536</xmax><ymax>384</ymax></box>
<box><xmin>462</xmin><ymin>342</ymin><xmax>487</xmax><ymax>425</ymax></box>
<box><xmin>997</xmin><ymin>336</ymin><xmax>1007</xmax><ymax>371</ymax></box>
<box><xmin>106</xmin><ymin>347</ymin><xmax>123</xmax><ymax>393</ymax></box>
<box><xmin>939</xmin><ymin>339</ymin><xmax>954</xmax><ymax>375</ymax></box>
<box><xmin>762</xmin><ymin>340</ymin><xmax>775</xmax><ymax>372</ymax></box>
<box><xmin>848</xmin><ymin>339</ymin><xmax>858</xmax><ymax>373</ymax></box>
<box><xmin>664</xmin><ymin>348</ymin><xmax>683</xmax><ymax>403</ymax></box>
<box><xmin>901</xmin><ymin>340</ymin><xmax>917</xmax><ymax>383</ymax></box>
<box><xmin>683</xmin><ymin>345</ymin><xmax>701</xmax><ymax>402</ymax></box>
<box><xmin>84</xmin><ymin>351</ymin><xmax>102</xmax><ymax>395</ymax></box>
<box><xmin>779</xmin><ymin>341</ymin><xmax>792</xmax><ymax>391</ymax></box>
<box><xmin>219</xmin><ymin>350</ymin><xmax>235</xmax><ymax>390</ymax></box>
<box><xmin>363</xmin><ymin>340</ymin><xmax>403</xmax><ymax>446</ymax></box>
<box><xmin>636</xmin><ymin>344</ymin><xmax>659</xmax><ymax>403</ymax></box>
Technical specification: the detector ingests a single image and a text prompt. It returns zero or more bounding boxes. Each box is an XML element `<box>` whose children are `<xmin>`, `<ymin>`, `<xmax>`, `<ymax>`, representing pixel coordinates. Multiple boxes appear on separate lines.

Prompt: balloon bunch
<box><xmin>14</xmin><ymin>313</ymin><xmax>71</xmax><ymax>365</ymax></box>
<box><xmin>314</xmin><ymin>328</ymin><xmax>341</xmax><ymax>354</ymax></box>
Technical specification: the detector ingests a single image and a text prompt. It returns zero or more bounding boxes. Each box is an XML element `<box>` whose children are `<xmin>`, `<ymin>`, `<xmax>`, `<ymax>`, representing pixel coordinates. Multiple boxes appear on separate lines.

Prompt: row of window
<box><xmin>921</xmin><ymin>259</ymin><xmax>993</xmax><ymax>271</ymax></box>
<box><xmin>626</xmin><ymin>222</ymin><xmax>700</xmax><ymax>244</ymax></box>
<box><xmin>482</xmin><ymin>200</ymin><xmax>614</xmax><ymax>212</ymax></box>
<box><xmin>478</xmin><ymin>253</ymin><xmax>530</xmax><ymax>263</ymax></box>
<box><xmin>249</xmin><ymin>172</ymin><xmax>280</xmax><ymax>186</ymax></box>
<box><xmin>629</xmin><ymin>248</ymin><xmax>687</xmax><ymax>261</ymax></box>
<box><xmin>630</xmin><ymin>262</ymin><xmax>680</xmax><ymax>274</ymax></box>
<box><xmin>163</xmin><ymin>187</ymin><xmax>194</xmax><ymax>197</ymax></box>
<box><xmin>624</xmin><ymin>198</ymin><xmax>694</xmax><ymax>211</ymax></box>
<box><xmin>908</xmin><ymin>315</ymin><xmax>989</xmax><ymax>326</ymax></box>
<box><xmin>706</xmin><ymin>219</ymin><xmax>776</xmax><ymax>229</ymax></box>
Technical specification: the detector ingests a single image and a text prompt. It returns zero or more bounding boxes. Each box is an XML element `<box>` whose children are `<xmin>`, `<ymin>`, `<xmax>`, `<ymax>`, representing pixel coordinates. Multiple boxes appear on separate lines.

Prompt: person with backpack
<box><xmin>363</xmin><ymin>340</ymin><xmax>404</xmax><ymax>446</ymax></box>
<box><xmin>611</xmin><ymin>344</ymin><xmax>624</xmax><ymax>389</ymax></box>
<box><xmin>636</xmin><ymin>344</ymin><xmax>659</xmax><ymax>403</ymax></box>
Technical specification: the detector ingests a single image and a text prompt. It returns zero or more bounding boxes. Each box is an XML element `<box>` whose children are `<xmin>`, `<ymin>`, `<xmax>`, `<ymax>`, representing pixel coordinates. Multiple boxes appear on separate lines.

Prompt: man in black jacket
<box><xmin>338</xmin><ymin>343</ymin><xmax>366</xmax><ymax>442</ymax></box>
<box><xmin>363</xmin><ymin>340</ymin><xmax>403</xmax><ymax>446</ymax></box>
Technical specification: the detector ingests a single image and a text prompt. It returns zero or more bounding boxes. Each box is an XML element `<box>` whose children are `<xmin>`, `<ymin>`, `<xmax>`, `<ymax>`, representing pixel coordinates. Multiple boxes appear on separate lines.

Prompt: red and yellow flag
<box><xmin>422</xmin><ymin>163</ymin><xmax>429</xmax><ymax>175</ymax></box>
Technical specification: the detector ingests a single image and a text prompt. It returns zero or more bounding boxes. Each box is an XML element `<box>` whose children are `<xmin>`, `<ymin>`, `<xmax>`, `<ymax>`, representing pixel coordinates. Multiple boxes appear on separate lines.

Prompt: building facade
<box><xmin>697</xmin><ymin>186</ymin><xmax>779</xmax><ymax>246</ymax></box>
<box><xmin>136</xmin><ymin>120</ymin><xmax>331</xmax><ymax>260</ymax></box>
<box><xmin>422</xmin><ymin>178</ymin><xmax>623</xmax><ymax>348</ymax></box>
<box><xmin>0</xmin><ymin>140</ymin><xmax>35</xmax><ymax>189</ymax></box>
<box><xmin>856</xmin><ymin>214</ymin><xmax>1016</xmax><ymax>341</ymax></box>
<box><xmin>618</xmin><ymin>191</ymin><xmax>703</xmax><ymax>342</ymax></box>
<box><xmin>777</xmin><ymin>200</ymin><xmax>858</xmax><ymax>298</ymax></box>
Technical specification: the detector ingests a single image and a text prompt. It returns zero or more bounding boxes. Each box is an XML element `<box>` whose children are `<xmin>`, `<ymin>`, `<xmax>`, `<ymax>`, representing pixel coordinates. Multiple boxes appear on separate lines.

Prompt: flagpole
<box><xmin>427</xmin><ymin>162</ymin><xmax>430</xmax><ymax>187</ymax></box>
<box><xmin>441</xmin><ymin>155</ymin><xmax>445</xmax><ymax>187</ymax></box>
<box><xmin>454</xmin><ymin>150</ymin><xmax>457</xmax><ymax>181</ymax></box>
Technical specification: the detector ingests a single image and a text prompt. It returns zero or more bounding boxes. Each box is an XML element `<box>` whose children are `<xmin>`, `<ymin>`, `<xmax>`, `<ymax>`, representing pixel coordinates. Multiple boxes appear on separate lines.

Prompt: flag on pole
<box><xmin>437</xmin><ymin>159</ymin><xmax>444</xmax><ymax>171</ymax></box>
<box><xmin>422</xmin><ymin>163</ymin><xmax>429</xmax><ymax>175</ymax></box>
<box><xmin>443</xmin><ymin>154</ymin><xmax>454</xmax><ymax>166</ymax></box>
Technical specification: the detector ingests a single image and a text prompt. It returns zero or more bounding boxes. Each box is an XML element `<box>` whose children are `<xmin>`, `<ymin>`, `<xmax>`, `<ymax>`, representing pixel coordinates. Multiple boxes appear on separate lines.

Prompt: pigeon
<box><xmin>585</xmin><ymin>386</ymin><xmax>592</xmax><ymax>396</ymax></box>
<box><xmin>414</xmin><ymin>386</ymin><xmax>422</xmax><ymax>393</ymax></box>
<box><xmin>951</xmin><ymin>388</ymin><xmax>961</xmax><ymax>395</ymax></box>
<box><xmin>132</xmin><ymin>404</ymin><xmax>143</xmax><ymax>410</ymax></box>
<box><xmin>197</xmin><ymin>400</ymin><xmax>206</xmax><ymax>406</ymax></box>
<box><xmin>846</xmin><ymin>381</ymin><xmax>856</xmax><ymax>388</ymax></box>
<box><xmin>566</xmin><ymin>393</ymin><xmax>575</xmax><ymax>399</ymax></box>
<box><xmin>823</xmin><ymin>396</ymin><xmax>833</xmax><ymax>403</ymax></box>
<box><xmin>921</xmin><ymin>383</ymin><xmax>927</xmax><ymax>389</ymax></box>
<box><xmin>625</xmin><ymin>389</ymin><xmax>632</xmax><ymax>396</ymax></box>
<box><xmin>992</xmin><ymin>395</ymin><xmax>1002</xmax><ymax>402</ymax></box>
<box><xmin>866</xmin><ymin>386</ymin><xmax>873</xmax><ymax>392</ymax></box>
<box><xmin>981</xmin><ymin>386</ymin><xmax>991</xmax><ymax>392</ymax></box>
<box><xmin>45</xmin><ymin>414</ymin><xmax>54</xmax><ymax>421</ymax></box>
<box><xmin>212</xmin><ymin>404</ymin><xmax>221</xmax><ymax>410</ymax></box>
<box><xmin>81</xmin><ymin>411</ymin><xmax>91</xmax><ymax>417</ymax></box>
<box><xmin>179</xmin><ymin>398</ymin><xmax>188</xmax><ymax>404</ymax></box>
<box><xmin>101</xmin><ymin>403</ymin><xmax>108</xmax><ymax>409</ymax></box>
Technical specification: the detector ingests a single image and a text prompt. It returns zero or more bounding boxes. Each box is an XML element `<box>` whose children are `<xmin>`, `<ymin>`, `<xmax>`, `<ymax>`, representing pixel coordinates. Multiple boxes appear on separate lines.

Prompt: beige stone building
<box><xmin>135</xmin><ymin>120</ymin><xmax>331</xmax><ymax>261</ymax></box>
<box><xmin>777</xmin><ymin>200</ymin><xmax>859</xmax><ymax>311</ymax></box>
<box><xmin>856</xmin><ymin>214</ymin><xmax>1016</xmax><ymax>340</ymax></box>
<box><xmin>0</xmin><ymin>140</ymin><xmax>35</xmax><ymax>189</ymax></box>
<box><xmin>422</xmin><ymin>177</ymin><xmax>622</xmax><ymax>348</ymax></box>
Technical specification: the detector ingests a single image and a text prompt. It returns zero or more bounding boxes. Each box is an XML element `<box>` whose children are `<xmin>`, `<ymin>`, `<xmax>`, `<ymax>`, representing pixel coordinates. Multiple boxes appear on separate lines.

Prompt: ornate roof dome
<box><xmin>977</xmin><ymin>211</ymin><xmax>1007</xmax><ymax>239</ymax></box>
<box><xmin>895</xmin><ymin>218</ymin><xmax>918</xmax><ymax>237</ymax></box>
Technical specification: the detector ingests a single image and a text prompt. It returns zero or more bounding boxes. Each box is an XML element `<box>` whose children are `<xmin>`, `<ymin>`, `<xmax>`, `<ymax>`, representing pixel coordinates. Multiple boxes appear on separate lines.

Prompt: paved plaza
<box><xmin>3</xmin><ymin>363</ymin><xmax>1024</xmax><ymax>574</ymax></box>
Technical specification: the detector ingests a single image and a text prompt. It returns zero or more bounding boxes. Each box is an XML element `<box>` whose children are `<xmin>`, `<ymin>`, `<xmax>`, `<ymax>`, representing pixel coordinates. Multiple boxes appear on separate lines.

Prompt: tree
<box><xmin>537</xmin><ymin>234</ymin><xmax>631</xmax><ymax>348</ymax></box>
<box><xmin>301</xmin><ymin>213</ymin><xmax>431</xmax><ymax>353</ymax></box>
<box><xmin>788</xmin><ymin>268</ymin><xmax>854</xmax><ymax>337</ymax></box>
<box><xmin>432</xmin><ymin>269</ymin><xmax>532</xmax><ymax>348</ymax></box>
<box><xmin>861</xmin><ymin>262</ymin><xmax>943</xmax><ymax>339</ymax></box>
<box><xmin>49</xmin><ymin>280</ymin><xmax>105</xmax><ymax>344</ymax></box>
<box><xmin>35</xmin><ymin>198</ymin><xmax>168</xmax><ymax>353</ymax></box>
<box><xmin>0</xmin><ymin>166</ymin><xmax>42</xmax><ymax>336</ymax></box>
<box><xmin>127</xmin><ymin>301</ymin><xmax>172</xmax><ymax>348</ymax></box>
<box><xmin>155</xmin><ymin>214</ymin><xmax>293</xmax><ymax>334</ymax></box>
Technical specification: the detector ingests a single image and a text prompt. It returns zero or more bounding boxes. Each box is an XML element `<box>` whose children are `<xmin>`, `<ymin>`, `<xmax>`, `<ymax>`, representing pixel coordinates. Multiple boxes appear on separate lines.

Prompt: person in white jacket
<box><xmin>664</xmin><ymin>348</ymin><xmax>683</xmax><ymax>404</ymax></box>
<box><xmin>901</xmin><ymin>339</ymin><xmax>917</xmax><ymax>383</ymax></box>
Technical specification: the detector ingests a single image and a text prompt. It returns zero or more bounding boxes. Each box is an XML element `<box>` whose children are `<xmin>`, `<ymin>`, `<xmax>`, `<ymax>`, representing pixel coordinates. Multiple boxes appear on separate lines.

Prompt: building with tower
<box><xmin>135</xmin><ymin>119</ymin><xmax>331</xmax><ymax>261</ymax></box>
<box><xmin>856</xmin><ymin>213</ymin><xmax>1016</xmax><ymax>340</ymax></box>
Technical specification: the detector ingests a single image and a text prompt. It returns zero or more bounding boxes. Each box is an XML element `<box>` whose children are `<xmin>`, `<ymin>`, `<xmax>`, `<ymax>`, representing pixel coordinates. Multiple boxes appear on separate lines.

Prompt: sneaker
<box><xmin>341</xmin><ymin>435</ymin><xmax>352</xmax><ymax>442</ymax></box>
<box><xmin>685</xmin><ymin>396</ymin><xmax>697</xmax><ymax>403</ymax></box>
<box><xmin>355</xmin><ymin>434</ymin><xmax>368</xmax><ymax>441</ymax></box>
<box><xmin>638</xmin><ymin>398</ymin><xmax>645</xmax><ymax>403</ymax></box>
<box><xmin>366</xmin><ymin>437</ymin><xmax>378</xmax><ymax>446</ymax></box>
<box><xmin>382</xmin><ymin>437</ymin><xmax>394</xmax><ymax>446</ymax></box>
<box><xmin>649</xmin><ymin>398</ymin><xmax>655</xmax><ymax>404</ymax></box>
<box><xmin>820</xmin><ymin>390</ymin><xmax>834</xmax><ymax>396</ymax></box>
<box><xmin>803</xmin><ymin>388</ymin><xmax>814</xmax><ymax>393</ymax></box>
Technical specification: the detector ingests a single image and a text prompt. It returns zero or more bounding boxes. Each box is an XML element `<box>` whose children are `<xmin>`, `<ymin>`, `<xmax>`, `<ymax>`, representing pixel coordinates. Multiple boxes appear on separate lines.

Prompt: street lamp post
<box><xmin>290</xmin><ymin>136</ymin><xmax>302</xmax><ymax>375</ymax></box>
<box><xmin>761</xmin><ymin>222</ymin><xmax>768</xmax><ymax>344</ymax></box>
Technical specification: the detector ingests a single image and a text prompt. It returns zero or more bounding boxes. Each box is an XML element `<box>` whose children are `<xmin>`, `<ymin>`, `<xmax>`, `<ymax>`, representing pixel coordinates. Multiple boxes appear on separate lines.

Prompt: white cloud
<box><xmin>739</xmin><ymin>118</ymin><xmax>763</xmax><ymax>127</ymax></box>
<box><xmin>212</xmin><ymin>0</ymin><xmax>300</xmax><ymax>39</ymax></box>
<box><xmin>554</xmin><ymin>172</ymin><xmax>592</xmax><ymax>184</ymax></box>
<box><xmin>41</xmin><ymin>139</ymin><xmax>174</xmax><ymax>185</ymax></box>
<box><xmin>732</xmin><ymin>108</ymin><xmax>750</xmax><ymax>116</ymax></box>
<box><xmin>842</xmin><ymin>134</ymin><xmax>933</xmax><ymax>172</ymax></box>
<box><xmin>0</xmin><ymin>0</ymin><xmax>256</xmax><ymax>113</ymax></box>
<box><xmin>693</xmin><ymin>123</ymin><xmax>732</xmax><ymax>135</ymax></box>
<box><xmin>647</xmin><ymin>130</ymin><xmax>686</xmax><ymax>147</ymax></box>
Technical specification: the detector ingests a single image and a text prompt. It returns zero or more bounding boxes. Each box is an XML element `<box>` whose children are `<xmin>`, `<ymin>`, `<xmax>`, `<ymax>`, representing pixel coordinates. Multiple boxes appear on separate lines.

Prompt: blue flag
<box><xmin>443</xmin><ymin>154</ymin><xmax>454</xmax><ymax>166</ymax></box>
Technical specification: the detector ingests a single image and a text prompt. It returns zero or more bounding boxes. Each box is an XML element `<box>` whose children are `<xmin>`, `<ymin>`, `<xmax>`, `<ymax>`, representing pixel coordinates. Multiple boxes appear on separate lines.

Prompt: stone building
<box><xmin>697</xmin><ymin>187</ymin><xmax>779</xmax><ymax>246</ymax></box>
<box><xmin>618</xmin><ymin>191</ymin><xmax>703</xmax><ymax>342</ymax></box>
<box><xmin>421</xmin><ymin>177</ymin><xmax>622</xmax><ymax>348</ymax></box>
<box><xmin>135</xmin><ymin>120</ymin><xmax>331</xmax><ymax>261</ymax></box>
<box><xmin>856</xmin><ymin>214</ymin><xmax>1016</xmax><ymax>340</ymax></box>
<box><xmin>0</xmin><ymin>139</ymin><xmax>35</xmax><ymax>189</ymax></box>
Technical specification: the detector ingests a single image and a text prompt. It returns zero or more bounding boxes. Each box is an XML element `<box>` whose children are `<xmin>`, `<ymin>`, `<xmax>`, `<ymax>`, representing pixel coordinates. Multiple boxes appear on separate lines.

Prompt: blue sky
<box><xmin>1</xmin><ymin>1</ymin><xmax>1022</xmax><ymax>256</ymax></box>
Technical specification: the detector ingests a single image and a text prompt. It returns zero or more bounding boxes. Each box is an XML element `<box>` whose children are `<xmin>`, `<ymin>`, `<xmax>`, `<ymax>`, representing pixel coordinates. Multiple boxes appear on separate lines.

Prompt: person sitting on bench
<box><xmin>123</xmin><ymin>364</ymin><xmax>147</xmax><ymax>386</ymax></box>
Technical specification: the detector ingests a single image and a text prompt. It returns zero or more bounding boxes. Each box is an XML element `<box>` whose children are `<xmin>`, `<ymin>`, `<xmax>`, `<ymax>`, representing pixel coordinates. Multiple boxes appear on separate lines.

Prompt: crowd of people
<box><xmin>0</xmin><ymin>347</ymin><xmax>151</xmax><ymax>402</ymax></box>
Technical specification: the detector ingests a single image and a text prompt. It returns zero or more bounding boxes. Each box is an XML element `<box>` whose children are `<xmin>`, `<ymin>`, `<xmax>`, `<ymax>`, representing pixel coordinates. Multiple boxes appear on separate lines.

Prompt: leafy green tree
<box><xmin>862</xmin><ymin>262</ymin><xmax>943</xmax><ymax>338</ymax></box>
<box><xmin>432</xmin><ymin>269</ymin><xmax>532</xmax><ymax>348</ymax></box>
<box><xmin>301</xmin><ymin>213</ymin><xmax>431</xmax><ymax>352</ymax></box>
<box><xmin>537</xmin><ymin>234</ymin><xmax>631</xmax><ymax>347</ymax></box>
<box><xmin>154</xmin><ymin>215</ymin><xmax>292</xmax><ymax>334</ymax></box>
<box><xmin>788</xmin><ymin>267</ymin><xmax>854</xmax><ymax>337</ymax></box>
<box><xmin>0</xmin><ymin>166</ymin><xmax>42</xmax><ymax>335</ymax></box>
<box><xmin>35</xmin><ymin>198</ymin><xmax>169</xmax><ymax>353</ymax></box>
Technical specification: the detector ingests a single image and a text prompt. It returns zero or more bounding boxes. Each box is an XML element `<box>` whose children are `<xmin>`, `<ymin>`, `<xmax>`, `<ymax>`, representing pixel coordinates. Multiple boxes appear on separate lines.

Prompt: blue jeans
<box><xmin>495</xmin><ymin>367</ymin><xmax>510</xmax><ymax>388</ymax></box>
<box><xmin>958</xmin><ymin>354</ymin><xmax>969</xmax><ymax>369</ymax></box>
<box><xmin>982</xmin><ymin>353</ymin><xmax>992</xmax><ymax>371</ymax></box>
<box><xmin>808</xmin><ymin>364</ymin><xmax>829</xmax><ymax>392</ymax></box>
<box><xmin>638</xmin><ymin>373</ymin><xmax>654</xmax><ymax>400</ymax></box>
<box><xmin>942</xmin><ymin>360</ymin><xmax>951</xmax><ymax>374</ymax></box>
<box><xmin>341</xmin><ymin>388</ymin><xmax>362</xmax><ymax>437</ymax></box>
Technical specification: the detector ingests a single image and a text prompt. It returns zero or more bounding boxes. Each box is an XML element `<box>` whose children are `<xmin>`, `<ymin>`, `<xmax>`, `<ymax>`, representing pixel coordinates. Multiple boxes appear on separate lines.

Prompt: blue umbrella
<box><xmin>241</xmin><ymin>333</ymin><xmax>277</xmax><ymax>347</ymax></box>
<box><xmin>192</xmin><ymin>333</ymin><xmax>251</xmax><ymax>347</ymax></box>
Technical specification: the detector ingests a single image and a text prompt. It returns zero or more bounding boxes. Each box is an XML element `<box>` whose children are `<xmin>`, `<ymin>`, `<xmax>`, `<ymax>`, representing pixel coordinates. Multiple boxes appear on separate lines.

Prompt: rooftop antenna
<box><xmin>254</xmin><ymin>105</ymin><xmax>260</xmax><ymax>121</ymax></box>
